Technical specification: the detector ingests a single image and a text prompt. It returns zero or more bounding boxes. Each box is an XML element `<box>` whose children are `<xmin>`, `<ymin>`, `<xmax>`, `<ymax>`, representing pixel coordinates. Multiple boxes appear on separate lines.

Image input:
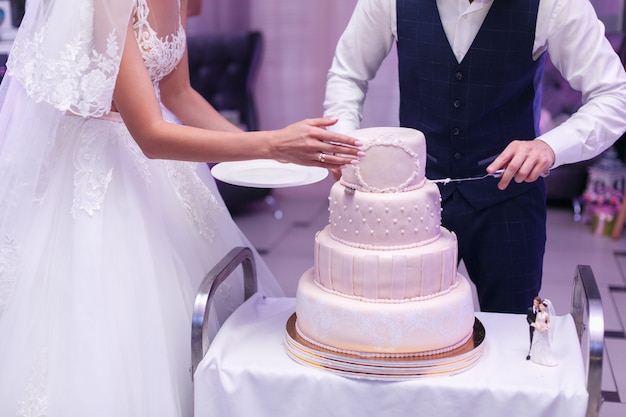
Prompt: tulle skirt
<box><xmin>0</xmin><ymin>111</ymin><xmax>282</xmax><ymax>416</ymax></box>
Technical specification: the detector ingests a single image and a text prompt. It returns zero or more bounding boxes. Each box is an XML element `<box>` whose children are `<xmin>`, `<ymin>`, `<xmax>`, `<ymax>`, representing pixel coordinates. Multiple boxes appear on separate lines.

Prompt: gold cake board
<box><xmin>284</xmin><ymin>313</ymin><xmax>485</xmax><ymax>380</ymax></box>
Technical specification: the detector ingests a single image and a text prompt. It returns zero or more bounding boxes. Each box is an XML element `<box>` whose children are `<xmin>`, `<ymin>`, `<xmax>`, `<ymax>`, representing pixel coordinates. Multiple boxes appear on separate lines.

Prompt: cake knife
<box><xmin>429</xmin><ymin>169</ymin><xmax>505</xmax><ymax>184</ymax></box>
<box><xmin>343</xmin><ymin>168</ymin><xmax>549</xmax><ymax>194</ymax></box>
<box><xmin>430</xmin><ymin>168</ymin><xmax>550</xmax><ymax>184</ymax></box>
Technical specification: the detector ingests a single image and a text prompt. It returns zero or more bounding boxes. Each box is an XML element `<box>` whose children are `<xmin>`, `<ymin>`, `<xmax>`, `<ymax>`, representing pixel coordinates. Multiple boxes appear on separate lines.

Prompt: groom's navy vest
<box><xmin>397</xmin><ymin>0</ymin><xmax>546</xmax><ymax>209</ymax></box>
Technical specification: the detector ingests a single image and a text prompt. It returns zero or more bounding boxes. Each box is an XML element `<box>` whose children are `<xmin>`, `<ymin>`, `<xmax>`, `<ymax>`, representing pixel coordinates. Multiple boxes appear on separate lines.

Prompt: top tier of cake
<box><xmin>341</xmin><ymin>127</ymin><xmax>426</xmax><ymax>193</ymax></box>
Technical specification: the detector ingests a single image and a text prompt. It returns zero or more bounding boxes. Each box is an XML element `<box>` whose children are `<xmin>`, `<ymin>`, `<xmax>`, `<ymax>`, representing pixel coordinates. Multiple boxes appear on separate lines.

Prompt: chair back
<box><xmin>187</xmin><ymin>31</ymin><xmax>263</xmax><ymax>131</ymax></box>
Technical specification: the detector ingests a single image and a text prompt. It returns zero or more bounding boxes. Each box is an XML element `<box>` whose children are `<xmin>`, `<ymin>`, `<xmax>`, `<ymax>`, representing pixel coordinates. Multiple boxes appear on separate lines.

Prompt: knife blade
<box><xmin>430</xmin><ymin>169</ymin><xmax>506</xmax><ymax>184</ymax></box>
<box><xmin>430</xmin><ymin>168</ymin><xmax>550</xmax><ymax>184</ymax></box>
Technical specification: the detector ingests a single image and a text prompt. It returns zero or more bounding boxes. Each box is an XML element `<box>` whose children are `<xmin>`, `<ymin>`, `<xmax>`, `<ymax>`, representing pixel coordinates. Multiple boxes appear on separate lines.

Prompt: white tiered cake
<box><xmin>293</xmin><ymin>127</ymin><xmax>476</xmax><ymax>358</ymax></box>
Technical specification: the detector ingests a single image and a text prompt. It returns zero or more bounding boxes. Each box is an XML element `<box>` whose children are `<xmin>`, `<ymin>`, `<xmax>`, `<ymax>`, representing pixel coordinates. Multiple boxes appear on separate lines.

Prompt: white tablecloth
<box><xmin>194</xmin><ymin>294</ymin><xmax>588</xmax><ymax>417</ymax></box>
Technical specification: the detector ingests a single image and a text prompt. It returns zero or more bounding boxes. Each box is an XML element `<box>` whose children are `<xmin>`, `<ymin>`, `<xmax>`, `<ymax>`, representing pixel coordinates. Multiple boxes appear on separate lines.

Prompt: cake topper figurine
<box><xmin>526</xmin><ymin>297</ymin><xmax>558</xmax><ymax>366</ymax></box>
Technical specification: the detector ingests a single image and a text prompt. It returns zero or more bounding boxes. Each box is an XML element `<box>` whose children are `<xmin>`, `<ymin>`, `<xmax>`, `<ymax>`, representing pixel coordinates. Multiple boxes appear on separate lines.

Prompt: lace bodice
<box><xmin>6</xmin><ymin>0</ymin><xmax>185</xmax><ymax>116</ymax></box>
<box><xmin>133</xmin><ymin>0</ymin><xmax>186</xmax><ymax>86</ymax></box>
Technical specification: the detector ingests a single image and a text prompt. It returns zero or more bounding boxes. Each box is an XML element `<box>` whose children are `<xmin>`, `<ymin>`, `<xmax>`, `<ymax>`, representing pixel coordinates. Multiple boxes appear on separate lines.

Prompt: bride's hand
<box><xmin>269</xmin><ymin>118</ymin><xmax>363</xmax><ymax>168</ymax></box>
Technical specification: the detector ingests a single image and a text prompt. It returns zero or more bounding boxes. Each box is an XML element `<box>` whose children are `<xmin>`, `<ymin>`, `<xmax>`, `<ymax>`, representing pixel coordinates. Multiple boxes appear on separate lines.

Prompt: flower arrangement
<box><xmin>582</xmin><ymin>186</ymin><xmax>623</xmax><ymax>236</ymax></box>
<box><xmin>581</xmin><ymin>186</ymin><xmax>623</xmax><ymax>209</ymax></box>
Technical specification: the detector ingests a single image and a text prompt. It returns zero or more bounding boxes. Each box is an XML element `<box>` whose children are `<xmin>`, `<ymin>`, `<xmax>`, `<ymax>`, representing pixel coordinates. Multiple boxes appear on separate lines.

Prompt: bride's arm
<box><xmin>113</xmin><ymin>20</ymin><xmax>362</xmax><ymax>165</ymax></box>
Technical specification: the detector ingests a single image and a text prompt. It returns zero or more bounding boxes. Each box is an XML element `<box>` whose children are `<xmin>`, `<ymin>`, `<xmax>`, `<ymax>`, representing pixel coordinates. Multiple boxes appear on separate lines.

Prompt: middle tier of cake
<box><xmin>315</xmin><ymin>225</ymin><xmax>459</xmax><ymax>300</ymax></box>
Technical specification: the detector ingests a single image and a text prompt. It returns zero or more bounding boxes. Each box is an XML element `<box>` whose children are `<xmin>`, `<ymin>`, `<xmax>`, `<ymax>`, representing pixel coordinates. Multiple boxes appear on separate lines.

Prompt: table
<box><xmin>193</xmin><ymin>294</ymin><xmax>588</xmax><ymax>417</ymax></box>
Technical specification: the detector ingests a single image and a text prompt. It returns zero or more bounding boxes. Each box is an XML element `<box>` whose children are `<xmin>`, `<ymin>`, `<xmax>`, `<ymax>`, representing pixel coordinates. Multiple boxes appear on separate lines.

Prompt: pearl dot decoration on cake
<box><xmin>324</xmin><ymin>150</ymin><xmax>443</xmax><ymax>250</ymax></box>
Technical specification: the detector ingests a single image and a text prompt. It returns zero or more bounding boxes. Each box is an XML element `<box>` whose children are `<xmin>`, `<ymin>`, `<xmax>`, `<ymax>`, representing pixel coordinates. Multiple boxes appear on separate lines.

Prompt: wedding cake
<box><xmin>293</xmin><ymin>127</ymin><xmax>476</xmax><ymax>357</ymax></box>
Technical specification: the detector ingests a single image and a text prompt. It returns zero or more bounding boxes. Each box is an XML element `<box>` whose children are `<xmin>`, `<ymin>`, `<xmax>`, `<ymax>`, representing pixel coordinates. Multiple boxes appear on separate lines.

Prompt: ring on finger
<box><xmin>317</xmin><ymin>152</ymin><xmax>326</xmax><ymax>163</ymax></box>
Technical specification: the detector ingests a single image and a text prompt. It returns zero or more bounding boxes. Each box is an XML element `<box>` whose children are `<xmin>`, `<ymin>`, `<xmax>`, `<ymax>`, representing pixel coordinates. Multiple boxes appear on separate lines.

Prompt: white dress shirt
<box><xmin>324</xmin><ymin>0</ymin><xmax>626</xmax><ymax>168</ymax></box>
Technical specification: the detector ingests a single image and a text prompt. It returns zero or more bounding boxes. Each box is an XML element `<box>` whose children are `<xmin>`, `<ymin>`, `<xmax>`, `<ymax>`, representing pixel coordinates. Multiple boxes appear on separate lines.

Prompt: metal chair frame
<box><xmin>571</xmin><ymin>264</ymin><xmax>605</xmax><ymax>417</ymax></box>
<box><xmin>190</xmin><ymin>246</ymin><xmax>258</xmax><ymax>379</ymax></box>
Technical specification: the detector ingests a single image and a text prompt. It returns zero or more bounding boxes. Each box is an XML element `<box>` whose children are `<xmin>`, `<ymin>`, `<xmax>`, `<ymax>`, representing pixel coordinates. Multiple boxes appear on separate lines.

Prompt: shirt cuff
<box><xmin>325</xmin><ymin>118</ymin><xmax>359</xmax><ymax>135</ymax></box>
<box><xmin>537</xmin><ymin>123</ymin><xmax>582</xmax><ymax>169</ymax></box>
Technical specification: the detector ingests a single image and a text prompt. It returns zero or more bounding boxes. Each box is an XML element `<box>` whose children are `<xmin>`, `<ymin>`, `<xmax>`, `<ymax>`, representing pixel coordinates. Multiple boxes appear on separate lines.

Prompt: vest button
<box><xmin>455</xmin><ymin>71</ymin><xmax>463</xmax><ymax>80</ymax></box>
<box><xmin>452</xmin><ymin>127</ymin><xmax>460</xmax><ymax>136</ymax></box>
<box><xmin>454</xmin><ymin>152</ymin><xmax>462</xmax><ymax>160</ymax></box>
<box><xmin>453</xmin><ymin>100</ymin><xmax>461</xmax><ymax>108</ymax></box>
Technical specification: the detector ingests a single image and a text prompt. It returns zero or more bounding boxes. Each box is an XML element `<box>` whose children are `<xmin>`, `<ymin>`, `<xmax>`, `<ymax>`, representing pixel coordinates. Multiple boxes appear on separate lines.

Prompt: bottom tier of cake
<box><xmin>295</xmin><ymin>268</ymin><xmax>476</xmax><ymax>357</ymax></box>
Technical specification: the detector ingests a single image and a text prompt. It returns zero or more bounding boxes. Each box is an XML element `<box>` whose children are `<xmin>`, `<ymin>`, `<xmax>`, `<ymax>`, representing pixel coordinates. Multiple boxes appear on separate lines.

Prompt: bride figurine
<box><xmin>529</xmin><ymin>299</ymin><xmax>558</xmax><ymax>367</ymax></box>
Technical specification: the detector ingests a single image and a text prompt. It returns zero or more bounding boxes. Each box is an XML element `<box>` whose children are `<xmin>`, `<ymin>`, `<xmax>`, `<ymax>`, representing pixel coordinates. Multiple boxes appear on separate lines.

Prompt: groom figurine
<box><xmin>323</xmin><ymin>0</ymin><xmax>626</xmax><ymax>314</ymax></box>
<box><xmin>526</xmin><ymin>296</ymin><xmax>542</xmax><ymax>360</ymax></box>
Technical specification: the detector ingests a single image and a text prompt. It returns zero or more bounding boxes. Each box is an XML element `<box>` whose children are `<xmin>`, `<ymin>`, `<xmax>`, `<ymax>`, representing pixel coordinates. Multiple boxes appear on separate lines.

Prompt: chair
<box><xmin>571</xmin><ymin>265</ymin><xmax>605</xmax><ymax>417</ymax></box>
<box><xmin>186</xmin><ymin>32</ymin><xmax>282</xmax><ymax>218</ymax></box>
<box><xmin>187</xmin><ymin>32</ymin><xmax>262</xmax><ymax>132</ymax></box>
<box><xmin>190</xmin><ymin>246</ymin><xmax>258</xmax><ymax>378</ymax></box>
<box><xmin>192</xmin><ymin>258</ymin><xmax>604</xmax><ymax>417</ymax></box>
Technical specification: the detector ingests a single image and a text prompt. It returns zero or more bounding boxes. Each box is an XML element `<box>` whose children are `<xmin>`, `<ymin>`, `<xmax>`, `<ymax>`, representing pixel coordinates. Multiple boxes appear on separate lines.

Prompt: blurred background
<box><xmin>185</xmin><ymin>0</ymin><xmax>626</xmax><ymax>132</ymax></box>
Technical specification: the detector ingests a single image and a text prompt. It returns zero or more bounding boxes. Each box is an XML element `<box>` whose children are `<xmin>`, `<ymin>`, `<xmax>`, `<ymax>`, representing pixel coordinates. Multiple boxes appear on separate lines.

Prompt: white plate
<box><xmin>211</xmin><ymin>159</ymin><xmax>328</xmax><ymax>188</ymax></box>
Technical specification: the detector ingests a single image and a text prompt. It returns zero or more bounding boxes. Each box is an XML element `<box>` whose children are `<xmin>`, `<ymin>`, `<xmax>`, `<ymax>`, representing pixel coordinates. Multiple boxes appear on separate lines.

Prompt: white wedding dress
<box><xmin>0</xmin><ymin>1</ymin><xmax>282</xmax><ymax>416</ymax></box>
